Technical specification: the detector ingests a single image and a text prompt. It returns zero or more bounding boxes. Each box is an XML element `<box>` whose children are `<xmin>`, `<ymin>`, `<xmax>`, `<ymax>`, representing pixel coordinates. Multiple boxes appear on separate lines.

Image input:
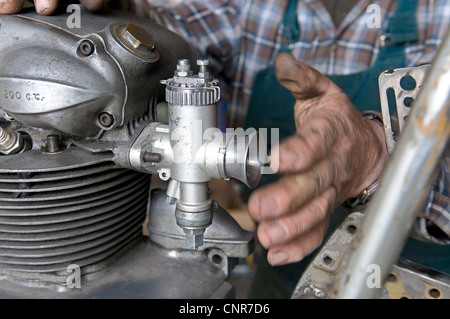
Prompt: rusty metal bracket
<box><xmin>291</xmin><ymin>211</ymin><xmax>450</xmax><ymax>299</ymax></box>
<box><xmin>379</xmin><ymin>64</ymin><xmax>431</xmax><ymax>154</ymax></box>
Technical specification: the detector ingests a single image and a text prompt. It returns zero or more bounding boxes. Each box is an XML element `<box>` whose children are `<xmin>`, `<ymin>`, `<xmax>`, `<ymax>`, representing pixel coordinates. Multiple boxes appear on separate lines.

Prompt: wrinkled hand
<box><xmin>0</xmin><ymin>0</ymin><xmax>109</xmax><ymax>15</ymax></box>
<box><xmin>247</xmin><ymin>52</ymin><xmax>388</xmax><ymax>266</ymax></box>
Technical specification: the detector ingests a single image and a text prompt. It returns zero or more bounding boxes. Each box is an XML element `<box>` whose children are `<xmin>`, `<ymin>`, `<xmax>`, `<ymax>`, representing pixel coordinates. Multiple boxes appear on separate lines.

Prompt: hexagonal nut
<box><xmin>183</xmin><ymin>228</ymin><xmax>204</xmax><ymax>249</ymax></box>
<box><xmin>123</xmin><ymin>23</ymin><xmax>155</xmax><ymax>52</ymax></box>
<box><xmin>0</xmin><ymin>132</ymin><xmax>23</xmax><ymax>155</ymax></box>
<box><xmin>185</xmin><ymin>233</ymin><xmax>204</xmax><ymax>249</ymax></box>
<box><xmin>115</xmin><ymin>23</ymin><xmax>158</xmax><ymax>60</ymax></box>
<box><xmin>175</xmin><ymin>70</ymin><xmax>189</xmax><ymax>77</ymax></box>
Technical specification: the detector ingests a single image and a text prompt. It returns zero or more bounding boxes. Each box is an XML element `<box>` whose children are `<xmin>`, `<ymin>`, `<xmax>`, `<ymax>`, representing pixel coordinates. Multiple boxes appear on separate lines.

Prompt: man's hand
<box><xmin>0</xmin><ymin>0</ymin><xmax>109</xmax><ymax>15</ymax></box>
<box><xmin>247</xmin><ymin>52</ymin><xmax>389</xmax><ymax>266</ymax></box>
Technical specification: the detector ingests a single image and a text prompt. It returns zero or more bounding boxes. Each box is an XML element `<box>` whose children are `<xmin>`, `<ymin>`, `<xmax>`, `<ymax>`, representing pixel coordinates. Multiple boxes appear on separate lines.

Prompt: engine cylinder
<box><xmin>0</xmin><ymin>158</ymin><xmax>150</xmax><ymax>287</ymax></box>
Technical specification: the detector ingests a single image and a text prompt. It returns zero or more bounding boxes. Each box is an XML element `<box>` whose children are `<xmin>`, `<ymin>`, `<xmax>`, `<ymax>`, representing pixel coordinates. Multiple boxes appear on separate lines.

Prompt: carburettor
<box><xmin>131</xmin><ymin>58</ymin><xmax>262</xmax><ymax>249</ymax></box>
<box><xmin>0</xmin><ymin>6</ymin><xmax>262</xmax><ymax>298</ymax></box>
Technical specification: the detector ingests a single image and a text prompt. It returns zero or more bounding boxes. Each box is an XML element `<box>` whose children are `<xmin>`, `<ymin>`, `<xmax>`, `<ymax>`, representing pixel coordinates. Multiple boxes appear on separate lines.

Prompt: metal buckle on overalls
<box><xmin>380</xmin><ymin>33</ymin><xmax>392</xmax><ymax>47</ymax></box>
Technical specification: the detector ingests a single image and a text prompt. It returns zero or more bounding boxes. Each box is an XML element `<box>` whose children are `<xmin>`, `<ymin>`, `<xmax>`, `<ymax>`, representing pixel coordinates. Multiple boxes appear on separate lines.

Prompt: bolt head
<box><xmin>123</xmin><ymin>23</ymin><xmax>155</xmax><ymax>53</ymax></box>
<box><xmin>184</xmin><ymin>229</ymin><xmax>204</xmax><ymax>250</ymax></box>
<box><xmin>115</xmin><ymin>23</ymin><xmax>158</xmax><ymax>60</ymax></box>
<box><xmin>98</xmin><ymin>112</ymin><xmax>114</xmax><ymax>128</ymax></box>
<box><xmin>0</xmin><ymin>130</ymin><xmax>23</xmax><ymax>155</ymax></box>
<box><xmin>186</xmin><ymin>234</ymin><xmax>203</xmax><ymax>250</ymax></box>
<box><xmin>78</xmin><ymin>40</ymin><xmax>95</xmax><ymax>57</ymax></box>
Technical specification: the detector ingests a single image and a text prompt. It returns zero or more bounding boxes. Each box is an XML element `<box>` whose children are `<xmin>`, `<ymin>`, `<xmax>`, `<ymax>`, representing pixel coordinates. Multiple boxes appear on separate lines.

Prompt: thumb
<box><xmin>274</xmin><ymin>52</ymin><xmax>341</xmax><ymax>101</ymax></box>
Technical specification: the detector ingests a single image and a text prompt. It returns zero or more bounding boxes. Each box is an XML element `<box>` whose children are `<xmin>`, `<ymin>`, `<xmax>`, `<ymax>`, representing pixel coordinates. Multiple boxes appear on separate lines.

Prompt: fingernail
<box><xmin>35</xmin><ymin>0</ymin><xmax>50</xmax><ymax>13</ymax></box>
<box><xmin>270</xmin><ymin>251</ymin><xmax>289</xmax><ymax>265</ymax></box>
<box><xmin>266</xmin><ymin>223</ymin><xmax>288</xmax><ymax>244</ymax></box>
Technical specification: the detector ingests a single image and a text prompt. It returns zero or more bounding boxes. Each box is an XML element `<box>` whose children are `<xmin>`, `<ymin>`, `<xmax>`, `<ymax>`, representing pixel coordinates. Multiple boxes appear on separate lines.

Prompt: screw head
<box><xmin>78</xmin><ymin>40</ymin><xmax>95</xmax><ymax>57</ymax></box>
<box><xmin>197</xmin><ymin>59</ymin><xmax>209</xmax><ymax>66</ymax></box>
<box><xmin>98</xmin><ymin>112</ymin><xmax>115</xmax><ymax>128</ymax></box>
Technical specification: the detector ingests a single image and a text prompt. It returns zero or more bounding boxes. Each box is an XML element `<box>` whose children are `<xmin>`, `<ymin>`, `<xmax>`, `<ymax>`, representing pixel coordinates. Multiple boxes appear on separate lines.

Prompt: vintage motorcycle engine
<box><xmin>0</xmin><ymin>6</ymin><xmax>262</xmax><ymax>298</ymax></box>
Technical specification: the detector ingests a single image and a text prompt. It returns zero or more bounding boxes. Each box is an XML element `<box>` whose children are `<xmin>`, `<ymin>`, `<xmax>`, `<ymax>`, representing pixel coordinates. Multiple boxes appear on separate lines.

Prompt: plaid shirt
<box><xmin>125</xmin><ymin>0</ymin><xmax>450</xmax><ymax>244</ymax></box>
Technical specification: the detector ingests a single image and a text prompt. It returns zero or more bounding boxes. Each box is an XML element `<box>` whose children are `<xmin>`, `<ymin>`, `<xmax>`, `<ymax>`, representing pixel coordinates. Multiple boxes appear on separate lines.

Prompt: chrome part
<box><xmin>164</xmin><ymin>60</ymin><xmax>218</xmax><ymax>249</ymax></box>
<box><xmin>129</xmin><ymin>59</ymin><xmax>265</xmax><ymax>249</ymax></box>
<box><xmin>196</xmin><ymin>129</ymin><xmax>263</xmax><ymax>188</ymax></box>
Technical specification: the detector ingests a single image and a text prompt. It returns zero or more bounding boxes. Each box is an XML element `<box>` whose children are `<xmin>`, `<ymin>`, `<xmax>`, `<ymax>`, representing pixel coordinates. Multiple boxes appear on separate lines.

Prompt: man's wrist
<box><xmin>344</xmin><ymin>111</ymin><xmax>388</xmax><ymax>209</ymax></box>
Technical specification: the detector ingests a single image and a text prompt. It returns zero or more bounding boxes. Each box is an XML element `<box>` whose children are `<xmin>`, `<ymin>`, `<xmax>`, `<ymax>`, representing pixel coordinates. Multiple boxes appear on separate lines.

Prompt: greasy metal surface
<box><xmin>0</xmin><ymin>152</ymin><xmax>150</xmax><ymax>285</ymax></box>
<box><xmin>291</xmin><ymin>212</ymin><xmax>363</xmax><ymax>299</ymax></box>
<box><xmin>384</xmin><ymin>258</ymin><xmax>450</xmax><ymax>299</ymax></box>
<box><xmin>0</xmin><ymin>238</ymin><xmax>234</xmax><ymax>298</ymax></box>
<box><xmin>0</xmin><ymin>6</ymin><xmax>193</xmax><ymax>137</ymax></box>
<box><xmin>148</xmin><ymin>189</ymin><xmax>255</xmax><ymax>259</ymax></box>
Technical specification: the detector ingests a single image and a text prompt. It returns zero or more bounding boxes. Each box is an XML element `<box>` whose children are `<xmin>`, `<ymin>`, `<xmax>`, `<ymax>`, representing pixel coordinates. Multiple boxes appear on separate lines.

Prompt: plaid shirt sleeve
<box><xmin>124</xmin><ymin>0</ymin><xmax>450</xmax><ymax>244</ymax></box>
<box><xmin>411</xmin><ymin>147</ymin><xmax>450</xmax><ymax>245</ymax></box>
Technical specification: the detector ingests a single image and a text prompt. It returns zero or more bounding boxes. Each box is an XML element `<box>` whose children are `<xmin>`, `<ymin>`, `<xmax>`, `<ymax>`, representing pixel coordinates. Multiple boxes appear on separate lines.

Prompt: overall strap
<box><xmin>280</xmin><ymin>0</ymin><xmax>419</xmax><ymax>47</ymax></box>
<box><xmin>279</xmin><ymin>0</ymin><xmax>300</xmax><ymax>52</ymax></box>
<box><xmin>386</xmin><ymin>0</ymin><xmax>419</xmax><ymax>44</ymax></box>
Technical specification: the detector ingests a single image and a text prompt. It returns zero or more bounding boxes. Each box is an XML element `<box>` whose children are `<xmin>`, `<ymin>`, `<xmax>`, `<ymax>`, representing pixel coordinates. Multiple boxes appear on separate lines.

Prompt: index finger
<box><xmin>34</xmin><ymin>0</ymin><xmax>59</xmax><ymax>15</ymax></box>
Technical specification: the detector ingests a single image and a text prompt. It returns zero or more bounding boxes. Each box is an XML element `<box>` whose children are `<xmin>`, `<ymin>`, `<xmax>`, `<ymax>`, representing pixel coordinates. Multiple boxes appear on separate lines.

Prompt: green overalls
<box><xmin>245</xmin><ymin>0</ymin><xmax>450</xmax><ymax>298</ymax></box>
